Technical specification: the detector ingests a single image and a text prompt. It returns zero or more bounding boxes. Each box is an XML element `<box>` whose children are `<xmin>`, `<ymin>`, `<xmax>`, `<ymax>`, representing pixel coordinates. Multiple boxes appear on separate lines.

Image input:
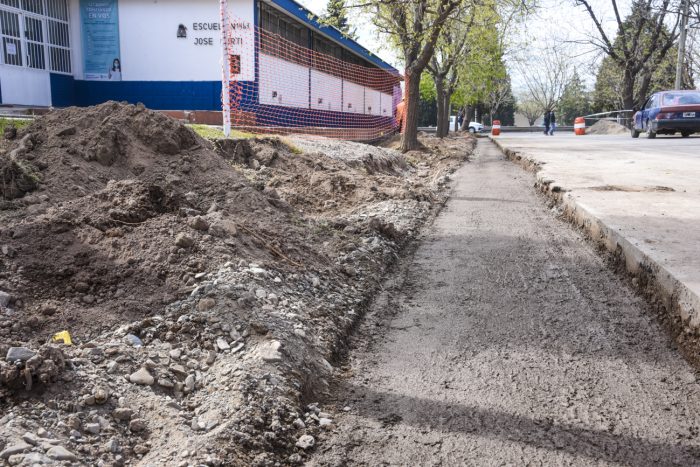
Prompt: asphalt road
<box><xmin>308</xmin><ymin>140</ymin><xmax>700</xmax><ymax>466</ymax></box>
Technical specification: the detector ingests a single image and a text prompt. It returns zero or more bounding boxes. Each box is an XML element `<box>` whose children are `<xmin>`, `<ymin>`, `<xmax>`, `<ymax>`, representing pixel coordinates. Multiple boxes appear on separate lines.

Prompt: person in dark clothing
<box><xmin>549</xmin><ymin>110</ymin><xmax>557</xmax><ymax>135</ymax></box>
<box><xmin>458</xmin><ymin>109</ymin><xmax>464</xmax><ymax>128</ymax></box>
<box><xmin>543</xmin><ymin>111</ymin><xmax>551</xmax><ymax>135</ymax></box>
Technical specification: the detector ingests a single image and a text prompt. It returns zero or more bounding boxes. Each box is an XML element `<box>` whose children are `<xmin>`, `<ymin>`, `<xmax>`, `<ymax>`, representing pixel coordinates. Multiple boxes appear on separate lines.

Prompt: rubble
<box><xmin>0</xmin><ymin>102</ymin><xmax>473</xmax><ymax>465</ymax></box>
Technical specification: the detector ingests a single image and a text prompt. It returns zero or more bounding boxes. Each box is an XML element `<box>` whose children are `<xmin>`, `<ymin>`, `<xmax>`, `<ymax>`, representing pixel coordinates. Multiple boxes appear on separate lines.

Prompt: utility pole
<box><xmin>675</xmin><ymin>0</ymin><xmax>690</xmax><ymax>90</ymax></box>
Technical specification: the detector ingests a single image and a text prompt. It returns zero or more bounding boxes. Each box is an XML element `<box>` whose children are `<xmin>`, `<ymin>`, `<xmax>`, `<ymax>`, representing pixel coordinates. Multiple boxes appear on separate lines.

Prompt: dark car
<box><xmin>632</xmin><ymin>90</ymin><xmax>700</xmax><ymax>139</ymax></box>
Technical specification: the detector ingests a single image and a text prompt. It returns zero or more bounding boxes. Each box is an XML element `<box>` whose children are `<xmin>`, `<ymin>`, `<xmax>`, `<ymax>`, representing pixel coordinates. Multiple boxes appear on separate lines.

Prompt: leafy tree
<box><xmin>360</xmin><ymin>0</ymin><xmax>464</xmax><ymax>151</ymax></box>
<box><xmin>418</xmin><ymin>72</ymin><xmax>438</xmax><ymax>126</ymax></box>
<box><xmin>558</xmin><ymin>70</ymin><xmax>591</xmax><ymax>125</ymax></box>
<box><xmin>323</xmin><ymin>0</ymin><xmax>357</xmax><ymax>39</ymax></box>
<box><xmin>593</xmin><ymin>42</ymin><xmax>695</xmax><ymax>112</ymax></box>
<box><xmin>575</xmin><ymin>0</ymin><xmax>680</xmax><ymax>111</ymax></box>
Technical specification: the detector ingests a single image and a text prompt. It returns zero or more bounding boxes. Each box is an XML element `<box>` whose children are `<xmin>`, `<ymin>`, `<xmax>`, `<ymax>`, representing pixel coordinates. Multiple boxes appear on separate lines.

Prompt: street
<box><xmin>309</xmin><ymin>140</ymin><xmax>700</xmax><ymax>466</ymax></box>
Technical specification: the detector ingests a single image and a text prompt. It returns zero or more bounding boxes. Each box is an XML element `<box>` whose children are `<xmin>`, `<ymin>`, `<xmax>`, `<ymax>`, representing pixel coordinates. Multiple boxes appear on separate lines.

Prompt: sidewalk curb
<box><xmin>489</xmin><ymin>136</ymin><xmax>700</xmax><ymax>338</ymax></box>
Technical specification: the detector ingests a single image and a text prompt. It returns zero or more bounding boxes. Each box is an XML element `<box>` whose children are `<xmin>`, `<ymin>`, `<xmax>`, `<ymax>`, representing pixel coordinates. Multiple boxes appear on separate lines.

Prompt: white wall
<box><xmin>116</xmin><ymin>0</ymin><xmax>253</xmax><ymax>81</ymax></box>
<box><xmin>365</xmin><ymin>88</ymin><xmax>380</xmax><ymax>116</ymax></box>
<box><xmin>310</xmin><ymin>69</ymin><xmax>342</xmax><ymax>112</ymax></box>
<box><xmin>0</xmin><ymin>65</ymin><xmax>51</xmax><ymax>106</ymax></box>
<box><xmin>380</xmin><ymin>92</ymin><xmax>392</xmax><ymax>117</ymax></box>
<box><xmin>259</xmin><ymin>53</ymin><xmax>309</xmax><ymax>108</ymax></box>
<box><xmin>343</xmin><ymin>81</ymin><xmax>363</xmax><ymax>113</ymax></box>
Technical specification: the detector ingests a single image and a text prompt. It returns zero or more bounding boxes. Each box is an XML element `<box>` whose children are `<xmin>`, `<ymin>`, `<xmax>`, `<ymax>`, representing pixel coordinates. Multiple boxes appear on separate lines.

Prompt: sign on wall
<box><xmin>80</xmin><ymin>0</ymin><xmax>121</xmax><ymax>81</ymax></box>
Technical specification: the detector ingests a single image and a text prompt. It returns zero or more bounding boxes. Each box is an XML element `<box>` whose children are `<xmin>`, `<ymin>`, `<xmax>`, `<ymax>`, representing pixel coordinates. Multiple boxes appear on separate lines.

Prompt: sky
<box><xmin>295</xmin><ymin>0</ymin><xmax>630</xmax><ymax>95</ymax></box>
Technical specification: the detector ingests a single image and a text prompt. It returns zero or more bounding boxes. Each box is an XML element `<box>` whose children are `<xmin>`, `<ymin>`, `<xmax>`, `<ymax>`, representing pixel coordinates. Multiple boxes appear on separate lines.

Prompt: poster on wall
<box><xmin>80</xmin><ymin>0</ymin><xmax>121</xmax><ymax>80</ymax></box>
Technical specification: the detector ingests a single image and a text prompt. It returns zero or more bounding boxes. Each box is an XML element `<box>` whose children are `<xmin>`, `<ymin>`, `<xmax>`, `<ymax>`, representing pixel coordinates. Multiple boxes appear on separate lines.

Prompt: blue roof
<box><xmin>265</xmin><ymin>0</ymin><xmax>401</xmax><ymax>76</ymax></box>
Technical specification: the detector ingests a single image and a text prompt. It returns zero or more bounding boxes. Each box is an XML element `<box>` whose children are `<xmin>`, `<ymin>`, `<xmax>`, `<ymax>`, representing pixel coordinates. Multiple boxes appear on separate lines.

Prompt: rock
<box><xmin>292</xmin><ymin>418</ymin><xmax>305</xmax><ymax>429</ymax></box>
<box><xmin>129</xmin><ymin>419</ymin><xmax>147</xmax><ymax>432</ymax></box>
<box><xmin>124</xmin><ymin>333</ymin><xmax>143</xmax><ymax>347</ymax></box>
<box><xmin>94</xmin><ymin>387</ymin><xmax>109</xmax><ymax>404</ymax></box>
<box><xmin>103</xmin><ymin>438</ymin><xmax>121</xmax><ymax>454</ymax></box>
<box><xmin>216</xmin><ymin>338</ymin><xmax>230</xmax><ymax>351</ymax></box>
<box><xmin>319</xmin><ymin>418</ymin><xmax>334</xmax><ymax>429</ymax></box>
<box><xmin>175</xmin><ymin>233</ymin><xmax>194</xmax><ymax>248</ymax></box>
<box><xmin>129</xmin><ymin>367</ymin><xmax>155</xmax><ymax>385</ymax></box>
<box><xmin>259</xmin><ymin>340</ymin><xmax>283</xmax><ymax>363</ymax></box>
<box><xmin>0</xmin><ymin>442</ymin><xmax>31</xmax><ymax>459</ymax></box>
<box><xmin>56</xmin><ymin>126</ymin><xmax>77</xmax><ymax>137</ymax></box>
<box><xmin>209</xmin><ymin>220</ymin><xmax>238</xmax><ymax>238</ymax></box>
<box><xmin>6</xmin><ymin>347</ymin><xmax>35</xmax><ymax>362</ymax></box>
<box><xmin>188</xmin><ymin>216</ymin><xmax>209</xmax><ymax>231</ymax></box>
<box><xmin>255</xmin><ymin>289</ymin><xmax>267</xmax><ymax>299</ymax></box>
<box><xmin>295</xmin><ymin>434</ymin><xmax>315</xmax><ymax>450</ymax></box>
<box><xmin>46</xmin><ymin>446</ymin><xmax>77</xmax><ymax>462</ymax></box>
<box><xmin>184</xmin><ymin>374</ymin><xmax>195</xmax><ymax>392</ymax></box>
<box><xmin>197</xmin><ymin>298</ymin><xmax>216</xmax><ymax>311</ymax></box>
<box><xmin>134</xmin><ymin>444</ymin><xmax>150</xmax><ymax>455</ymax></box>
<box><xmin>158</xmin><ymin>377</ymin><xmax>174</xmax><ymax>388</ymax></box>
<box><xmin>21</xmin><ymin>432</ymin><xmax>39</xmax><ymax>446</ymax></box>
<box><xmin>0</xmin><ymin>290</ymin><xmax>11</xmax><ymax>307</ymax></box>
<box><xmin>106</xmin><ymin>360</ymin><xmax>118</xmax><ymax>374</ymax></box>
<box><xmin>7</xmin><ymin>454</ymin><xmax>24</xmax><ymax>466</ymax></box>
<box><xmin>85</xmin><ymin>423</ymin><xmax>100</xmax><ymax>435</ymax></box>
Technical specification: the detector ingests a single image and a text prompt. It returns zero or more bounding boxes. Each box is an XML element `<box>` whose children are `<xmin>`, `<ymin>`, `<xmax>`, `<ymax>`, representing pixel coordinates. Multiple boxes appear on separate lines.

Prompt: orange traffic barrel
<box><xmin>574</xmin><ymin>117</ymin><xmax>585</xmax><ymax>135</ymax></box>
<box><xmin>491</xmin><ymin>120</ymin><xmax>501</xmax><ymax>136</ymax></box>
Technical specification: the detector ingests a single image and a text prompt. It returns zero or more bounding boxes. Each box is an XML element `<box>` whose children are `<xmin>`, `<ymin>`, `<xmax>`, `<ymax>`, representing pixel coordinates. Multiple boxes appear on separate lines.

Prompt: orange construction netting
<box><xmin>221</xmin><ymin>9</ymin><xmax>402</xmax><ymax>141</ymax></box>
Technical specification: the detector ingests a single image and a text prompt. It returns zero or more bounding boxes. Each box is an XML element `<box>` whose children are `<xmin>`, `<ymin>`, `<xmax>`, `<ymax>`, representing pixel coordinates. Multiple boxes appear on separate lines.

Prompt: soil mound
<box><xmin>587</xmin><ymin>119</ymin><xmax>629</xmax><ymax>135</ymax></box>
<box><xmin>0</xmin><ymin>102</ymin><xmax>327</xmax><ymax>345</ymax></box>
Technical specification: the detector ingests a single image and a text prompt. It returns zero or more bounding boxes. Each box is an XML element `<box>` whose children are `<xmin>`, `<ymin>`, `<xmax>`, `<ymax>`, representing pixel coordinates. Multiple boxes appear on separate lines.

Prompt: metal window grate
<box><xmin>0</xmin><ymin>0</ymin><xmax>70</xmax><ymax>73</ymax></box>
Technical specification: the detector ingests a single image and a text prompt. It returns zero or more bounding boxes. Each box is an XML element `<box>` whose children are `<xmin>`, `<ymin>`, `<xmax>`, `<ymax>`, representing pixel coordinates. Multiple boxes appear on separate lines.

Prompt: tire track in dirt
<box><xmin>308</xmin><ymin>140</ymin><xmax>700</xmax><ymax>466</ymax></box>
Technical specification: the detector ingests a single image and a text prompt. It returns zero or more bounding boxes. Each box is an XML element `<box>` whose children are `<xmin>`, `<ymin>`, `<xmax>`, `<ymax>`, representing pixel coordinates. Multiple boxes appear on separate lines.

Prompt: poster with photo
<box><xmin>80</xmin><ymin>0</ymin><xmax>121</xmax><ymax>80</ymax></box>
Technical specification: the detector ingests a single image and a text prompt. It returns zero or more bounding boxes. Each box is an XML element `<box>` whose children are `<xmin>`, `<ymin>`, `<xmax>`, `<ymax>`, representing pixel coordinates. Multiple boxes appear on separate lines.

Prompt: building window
<box><xmin>0</xmin><ymin>0</ymin><xmax>71</xmax><ymax>74</ymax></box>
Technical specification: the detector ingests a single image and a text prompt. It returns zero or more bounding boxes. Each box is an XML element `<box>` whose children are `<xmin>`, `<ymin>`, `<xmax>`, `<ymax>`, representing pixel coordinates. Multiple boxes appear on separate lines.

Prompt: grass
<box><xmin>0</xmin><ymin>118</ymin><xmax>32</xmax><ymax>135</ymax></box>
<box><xmin>188</xmin><ymin>124</ymin><xmax>255</xmax><ymax>140</ymax></box>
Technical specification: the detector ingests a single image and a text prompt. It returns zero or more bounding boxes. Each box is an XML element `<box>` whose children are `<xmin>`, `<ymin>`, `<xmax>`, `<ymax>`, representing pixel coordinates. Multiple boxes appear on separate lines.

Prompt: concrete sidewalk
<box><xmin>491</xmin><ymin>133</ymin><xmax>700</xmax><ymax>334</ymax></box>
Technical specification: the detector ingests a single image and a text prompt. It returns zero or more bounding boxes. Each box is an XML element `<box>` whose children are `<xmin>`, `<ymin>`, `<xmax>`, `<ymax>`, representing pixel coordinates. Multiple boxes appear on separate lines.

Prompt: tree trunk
<box><xmin>400</xmin><ymin>70</ymin><xmax>421</xmax><ymax>152</ymax></box>
<box><xmin>621</xmin><ymin>70</ymin><xmax>636</xmax><ymax>111</ymax></box>
<box><xmin>442</xmin><ymin>96</ymin><xmax>451</xmax><ymax>137</ymax></box>
<box><xmin>435</xmin><ymin>77</ymin><xmax>447</xmax><ymax>138</ymax></box>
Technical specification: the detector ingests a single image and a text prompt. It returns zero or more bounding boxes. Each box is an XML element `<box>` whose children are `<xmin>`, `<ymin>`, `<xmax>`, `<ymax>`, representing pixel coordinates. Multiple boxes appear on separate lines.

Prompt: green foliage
<box><xmin>322</xmin><ymin>0</ymin><xmax>357</xmax><ymax>39</ymax></box>
<box><xmin>420</xmin><ymin>72</ymin><xmax>437</xmax><ymax>101</ymax></box>
<box><xmin>0</xmin><ymin>118</ymin><xmax>31</xmax><ymax>135</ymax></box>
<box><xmin>558</xmin><ymin>70</ymin><xmax>591</xmax><ymax>125</ymax></box>
<box><xmin>590</xmin><ymin>1</ymin><xmax>694</xmax><ymax>111</ymax></box>
<box><xmin>188</xmin><ymin>124</ymin><xmax>254</xmax><ymax>140</ymax></box>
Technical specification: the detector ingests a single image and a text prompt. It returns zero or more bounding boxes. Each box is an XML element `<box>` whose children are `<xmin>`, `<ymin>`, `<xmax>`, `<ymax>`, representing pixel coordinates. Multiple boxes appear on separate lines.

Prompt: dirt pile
<box><xmin>586</xmin><ymin>119</ymin><xmax>629</xmax><ymax>135</ymax></box>
<box><xmin>0</xmin><ymin>102</ymin><xmax>474</xmax><ymax>466</ymax></box>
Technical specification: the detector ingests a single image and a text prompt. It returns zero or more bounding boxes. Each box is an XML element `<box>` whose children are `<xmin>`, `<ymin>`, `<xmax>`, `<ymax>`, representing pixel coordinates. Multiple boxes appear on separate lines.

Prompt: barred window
<box><xmin>0</xmin><ymin>0</ymin><xmax>71</xmax><ymax>74</ymax></box>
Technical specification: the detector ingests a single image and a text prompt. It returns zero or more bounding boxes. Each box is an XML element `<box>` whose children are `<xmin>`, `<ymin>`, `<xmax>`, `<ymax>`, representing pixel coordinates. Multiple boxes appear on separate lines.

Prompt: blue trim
<box><xmin>74</xmin><ymin>80</ymin><xmax>222</xmax><ymax>110</ymax></box>
<box><xmin>50</xmin><ymin>73</ymin><xmax>76</xmax><ymax>107</ymax></box>
<box><xmin>266</xmin><ymin>0</ymin><xmax>400</xmax><ymax>75</ymax></box>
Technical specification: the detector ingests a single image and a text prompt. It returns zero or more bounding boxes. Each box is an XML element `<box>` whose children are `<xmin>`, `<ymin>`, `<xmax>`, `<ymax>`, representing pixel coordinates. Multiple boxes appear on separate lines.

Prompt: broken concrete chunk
<box><xmin>6</xmin><ymin>347</ymin><xmax>36</xmax><ymax>362</ymax></box>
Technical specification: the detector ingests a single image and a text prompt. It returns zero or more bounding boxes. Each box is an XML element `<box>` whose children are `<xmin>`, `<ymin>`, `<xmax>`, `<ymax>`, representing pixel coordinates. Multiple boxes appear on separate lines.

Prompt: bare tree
<box><xmin>483</xmin><ymin>76</ymin><xmax>513</xmax><ymax>124</ymax></box>
<box><xmin>517</xmin><ymin>98</ymin><xmax>543</xmax><ymax>126</ymax></box>
<box><xmin>574</xmin><ymin>0</ymin><xmax>680</xmax><ymax>110</ymax></box>
<box><xmin>519</xmin><ymin>47</ymin><xmax>572</xmax><ymax>114</ymax></box>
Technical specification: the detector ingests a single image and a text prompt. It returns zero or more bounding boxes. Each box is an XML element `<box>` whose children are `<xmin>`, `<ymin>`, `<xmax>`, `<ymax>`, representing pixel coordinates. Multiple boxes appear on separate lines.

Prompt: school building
<box><xmin>0</xmin><ymin>0</ymin><xmax>401</xmax><ymax>129</ymax></box>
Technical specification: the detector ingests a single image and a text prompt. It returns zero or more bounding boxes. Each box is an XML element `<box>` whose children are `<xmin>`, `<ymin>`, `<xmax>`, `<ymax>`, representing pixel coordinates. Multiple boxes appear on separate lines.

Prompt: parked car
<box><xmin>632</xmin><ymin>90</ymin><xmax>700</xmax><ymax>139</ymax></box>
<box><xmin>468</xmin><ymin>121</ymin><xmax>484</xmax><ymax>133</ymax></box>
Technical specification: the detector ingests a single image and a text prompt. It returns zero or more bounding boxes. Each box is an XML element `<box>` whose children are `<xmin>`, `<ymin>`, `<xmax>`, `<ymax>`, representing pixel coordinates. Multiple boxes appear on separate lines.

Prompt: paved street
<box><xmin>494</xmin><ymin>132</ymin><xmax>700</xmax><ymax>329</ymax></box>
<box><xmin>309</xmin><ymin>141</ymin><xmax>700</xmax><ymax>466</ymax></box>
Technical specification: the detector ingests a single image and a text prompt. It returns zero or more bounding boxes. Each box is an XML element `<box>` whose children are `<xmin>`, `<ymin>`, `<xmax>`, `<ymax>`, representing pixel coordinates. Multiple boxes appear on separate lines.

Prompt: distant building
<box><xmin>0</xmin><ymin>0</ymin><xmax>401</xmax><ymax>129</ymax></box>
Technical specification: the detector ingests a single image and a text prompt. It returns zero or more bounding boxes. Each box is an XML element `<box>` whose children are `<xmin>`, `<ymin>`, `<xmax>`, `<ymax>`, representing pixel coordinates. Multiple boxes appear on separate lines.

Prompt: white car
<box><xmin>448</xmin><ymin>117</ymin><xmax>484</xmax><ymax>133</ymax></box>
<box><xmin>467</xmin><ymin>121</ymin><xmax>483</xmax><ymax>133</ymax></box>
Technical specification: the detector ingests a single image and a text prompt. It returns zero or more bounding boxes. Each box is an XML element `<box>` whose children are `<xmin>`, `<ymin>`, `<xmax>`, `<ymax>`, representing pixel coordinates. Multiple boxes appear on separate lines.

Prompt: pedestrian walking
<box><xmin>458</xmin><ymin>109</ymin><xmax>464</xmax><ymax>129</ymax></box>
<box><xmin>543</xmin><ymin>111</ymin><xmax>551</xmax><ymax>135</ymax></box>
<box><xmin>549</xmin><ymin>110</ymin><xmax>557</xmax><ymax>135</ymax></box>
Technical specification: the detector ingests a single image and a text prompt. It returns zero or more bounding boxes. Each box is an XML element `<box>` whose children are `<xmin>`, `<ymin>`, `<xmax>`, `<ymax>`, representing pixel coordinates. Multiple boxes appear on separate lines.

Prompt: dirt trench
<box><xmin>309</xmin><ymin>141</ymin><xmax>700</xmax><ymax>466</ymax></box>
